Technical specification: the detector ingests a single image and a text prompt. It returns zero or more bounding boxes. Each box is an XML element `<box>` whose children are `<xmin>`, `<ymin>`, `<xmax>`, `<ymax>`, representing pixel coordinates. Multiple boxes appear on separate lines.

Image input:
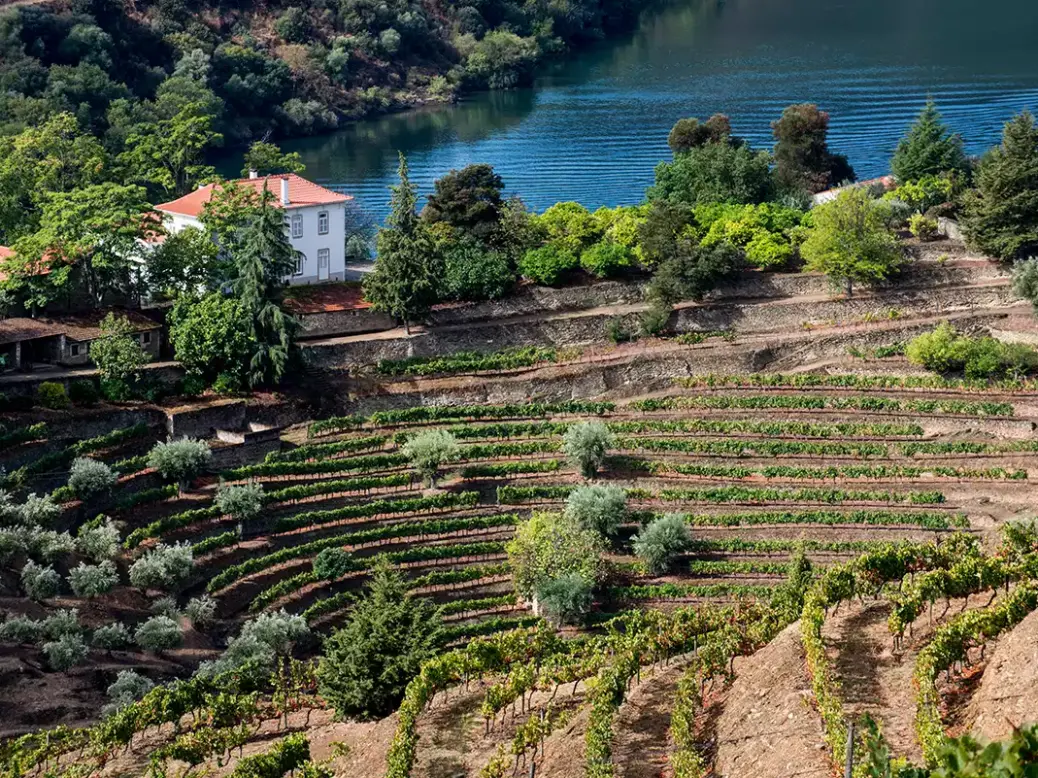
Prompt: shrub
<box><xmin>148</xmin><ymin>438</ymin><xmax>212</xmax><ymax>489</ymax></box>
<box><xmin>606</xmin><ymin>317</ymin><xmax>634</xmax><ymax>344</ymax></box>
<box><xmin>69</xmin><ymin>561</ymin><xmax>118</xmax><ymax>598</ymax></box>
<box><xmin>317</xmin><ymin>563</ymin><xmax>443</xmax><ymax>720</ymax></box>
<box><xmin>443</xmin><ymin>241</ymin><xmax>516</xmax><ymax>301</ymax></box>
<box><xmin>68</xmin><ymin>457</ymin><xmax>117</xmax><ymax>501</ymax></box>
<box><xmin>579</xmin><ymin>241</ymin><xmax>632</xmax><ymax>278</ymax></box>
<box><xmin>92</xmin><ymin>622</ymin><xmax>131</xmax><ymax>651</ymax></box>
<box><xmin>0</xmin><ymin>615</ymin><xmax>42</xmax><ymax>644</ymax></box>
<box><xmin>633</xmin><ymin>513</ymin><xmax>692</xmax><ymax>574</ymax></box>
<box><xmin>506</xmin><ymin>512</ymin><xmax>605</xmax><ymax>599</ymax></box>
<box><xmin>401</xmin><ymin>429</ymin><xmax>460</xmax><ymax>487</ymax></box>
<box><xmin>906</xmin><ymin>323</ymin><xmax>1038</xmax><ymax>379</ymax></box>
<box><xmin>22</xmin><ymin>560</ymin><xmax>61</xmax><ymax>600</ymax></box>
<box><xmin>519</xmin><ymin>245</ymin><xmax>578</xmax><ymax>285</ymax></box>
<box><xmin>534</xmin><ymin>201</ymin><xmax>602</xmax><ymax>256</ymax></box>
<box><xmin>198</xmin><ymin>610</ymin><xmax>309</xmax><ymax>678</ymax></box>
<box><xmin>77</xmin><ymin>517</ymin><xmax>120</xmax><ymax>562</ymax></box>
<box><xmin>128</xmin><ymin>542</ymin><xmax>194</xmax><ymax>592</ymax></box>
<box><xmin>649</xmin><ymin>141</ymin><xmax>774</xmax><ymax>206</ymax></box>
<box><xmin>640</xmin><ymin>302</ymin><xmax>671</xmax><ymax>337</ymax></box>
<box><xmin>18</xmin><ymin>493</ymin><xmax>61</xmax><ymax>527</ymax></box>
<box><xmin>563</xmin><ymin>421</ymin><xmax>614</xmax><ymax>479</ymax></box>
<box><xmin>134</xmin><ymin>615</ymin><xmax>183</xmax><ymax>653</ymax></box>
<box><xmin>745</xmin><ymin>231</ymin><xmax>794</xmax><ymax>269</ymax></box>
<box><xmin>534</xmin><ymin>573</ymin><xmax>593</xmax><ymax>626</ymax></box>
<box><xmin>42</xmin><ymin>609</ymin><xmax>81</xmax><ymax>640</ymax></box>
<box><xmin>215</xmin><ymin>480</ymin><xmax>265</xmax><ymax>523</ymax></box>
<box><xmin>909</xmin><ymin>213</ymin><xmax>939</xmax><ymax>241</ymax></box>
<box><xmin>36</xmin><ymin>382</ymin><xmax>70</xmax><ymax>410</ymax></box>
<box><xmin>185</xmin><ymin>595</ymin><xmax>217</xmax><ymax>629</ymax></box>
<box><xmin>103</xmin><ymin>670</ymin><xmax>154</xmax><ymax>717</ymax></box>
<box><xmin>1012</xmin><ymin>258</ymin><xmax>1038</xmax><ymax>312</ymax></box>
<box><xmin>313</xmin><ymin>547</ymin><xmax>353</xmax><ymax>581</ymax></box>
<box><xmin>68</xmin><ymin>380</ymin><xmax>99</xmax><ymax>406</ymax></box>
<box><xmin>150</xmin><ymin>595</ymin><xmax>181</xmax><ymax>618</ymax></box>
<box><xmin>43</xmin><ymin>633</ymin><xmax>89</xmax><ymax>671</ymax></box>
<box><xmin>564</xmin><ymin>485</ymin><xmax>627</xmax><ymax>539</ymax></box>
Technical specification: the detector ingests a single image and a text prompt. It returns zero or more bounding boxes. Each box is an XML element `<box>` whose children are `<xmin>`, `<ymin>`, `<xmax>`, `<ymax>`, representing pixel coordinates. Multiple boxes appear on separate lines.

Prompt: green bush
<box><xmin>633</xmin><ymin>514</ymin><xmax>691</xmax><ymax>575</ymax></box>
<box><xmin>0</xmin><ymin>615</ymin><xmax>42</xmax><ymax>644</ymax></box>
<box><xmin>43</xmin><ymin>633</ymin><xmax>88</xmax><ymax>671</ymax></box>
<box><xmin>128</xmin><ymin>542</ymin><xmax>193</xmax><ymax>592</ymax></box>
<box><xmin>506</xmin><ymin>512</ymin><xmax>605</xmax><ymax>598</ymax></box>
<box><xmin>68</xmin><ymin>380</ymin><xmax>99</xmax><ymax>406</ymax></box>
<box><xmin>906</xmin><ymin>323</ymin><xmax>1038</xmax><ymax>379</ymax></box>
<box><xmin>443</xmin><ymin>240</ymin><xmax>516</xmax><ymax>301</ymax></box>
<box><xmin>564</xmin><ymin>484</ymin><xmax>627</xmax><ymax>539</ymax></box>
<box><xmin>77</xmin><ymin>517</ymin><xmax>120</xmax><ymax>562</ymax></box>
<box><xmin>22</xmin><ymin>560</ymin><xmax>61</xmax><ymax>601</ymax></box>
<box><xmin>563</xmin><ymin>420</ymin><xmax>614</xmax><ymax>479</ymax></box>
<box><xmin>68</xmin><ymin>457</ymin><xmax>117</xmax><ymax>501</ymax></box>
<box><xmin>185</xmin><ymin>595</ymin><xmax>217</xmax><ymax>629</ymax></box>
<box><xmin>401</xmin><ymin>429</ymin><xmax>460</xmax><ymax>487</ymax></box>
<box><xmin>215</xmin><ymin>480</ymin><xmax>264</xmax><ymax>523</ymax></box>
<box><xmin>148</xmin><ymin>438</ymin><xmax>212</xmax><ymax>488</ymax></box>
<box><xmin>134</xmin><ymin>615</ymin><xmax>183</xmax><ymax>653</ymax></box>
<box><xmin>519</xmin><ymin>245</ymin><xmax>578</xmax><ymax>285</ymax></box>
<box><xmin>313</xmin><ymin>547</ymin><xmax>354</xmax><ymax>581</ymax></box>
<box><xmin>103</xmin><ymin>670</ymin><xmax>154</xmax><ymax>717</ymax></box>
<box><xmin>579</xmin><ymin>241</ymin><xmax>632</xmax><ymax>278</ymax></box>
<box><xmin>69</xmin><ymin>561</ymin><xmax>118</xmax><ymax>598</ymax></box>
<box><xmin>36</xmin><ymin>382</ymin><xmax>70</xmax><ymax>410</ymax></box>
<box><xmin>909</xmin><ymin>213</ymin><xmax>939</xmax><ymax>241</ymax></box>
<box><xmin>92</xmin><ymin>622</ymin><xmax>131</xmax><ymax>650</ymax></box>
<box><xmin>535</xmin><ymin>573</ymin><xmax>593</xmax><ymax>626</ymax></box>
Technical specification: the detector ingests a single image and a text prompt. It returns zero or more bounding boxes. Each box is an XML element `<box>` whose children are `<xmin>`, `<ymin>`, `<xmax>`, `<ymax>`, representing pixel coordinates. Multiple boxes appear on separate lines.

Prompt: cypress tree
<box><xmin>960</xmin><ymin>112</ymin><xmax>1038</xmax><ymax>260</ymax></box>
<box><xmin>363</xmin><ymin>154</ymin><xmax>443</xmax><ymax>334</ymax></box>
<box><xmin>890</xmin><ymin>100</ymin><xmax>968</xmax><ymax>182</ymax></box>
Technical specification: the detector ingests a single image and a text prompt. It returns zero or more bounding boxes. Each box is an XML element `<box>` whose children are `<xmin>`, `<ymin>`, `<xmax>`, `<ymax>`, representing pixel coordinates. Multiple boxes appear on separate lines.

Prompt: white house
<box><xmin>155</xmin><ymin>173</ymin><xmax>353</xmax><ymax>285</ymax></box>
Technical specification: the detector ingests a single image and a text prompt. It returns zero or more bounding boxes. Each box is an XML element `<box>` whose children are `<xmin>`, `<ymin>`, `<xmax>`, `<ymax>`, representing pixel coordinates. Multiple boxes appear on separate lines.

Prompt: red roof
<box><xmin>0</xmin><ymin>247</ymin><xmax>13</xmax><ymax>261</ymax></box>
<box><xmin>155</xmin><ymin>174</ymin><xmax>352</xmax><ymax>219</ymax></box>
<box><xmin>0</xmin><ymin>247</ymin><xmax>56</xmax><ymax>283</ymax></box>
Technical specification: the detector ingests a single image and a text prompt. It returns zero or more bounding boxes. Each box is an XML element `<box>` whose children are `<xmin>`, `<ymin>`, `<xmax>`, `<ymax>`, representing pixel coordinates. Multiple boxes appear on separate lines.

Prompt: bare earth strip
<box><xmin>967</xmin><ymin>607</ymin><xmax>1038</xmax><ymax>741</ymax></box>
<box><xmin>714</xmin><ymin>622</ymin><xmax>830</xmax><ymax>778</ymax></box>
<box><xmin>612</xmin><ymin>658</ymin><xmax>692</xmax><ymax>778</ymax></box>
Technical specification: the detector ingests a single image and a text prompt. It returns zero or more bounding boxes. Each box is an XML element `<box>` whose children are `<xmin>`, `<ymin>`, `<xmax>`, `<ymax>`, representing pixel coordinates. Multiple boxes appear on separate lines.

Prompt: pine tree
<box><xmin>960</xmin><ymin>112</ymin><xmax>1038</xmax><ymax>260</ymax></box>
<box><xmin>317</xmin><ymin>561</ymin><xmax>444</xmax><ymax>719</ymax></box>
<box><xmin>891</xmin><ymin>100</ymin><xmax>967</xmax><ymax>182</ymax></box>
<box><xmin>363</xmin><ymin>154</ymin><xmax>443</xmax><ymax>334</ymax></box>
<box><xmin>233</xmin><ymin>190</ymin><xmax>299</xmax><ymax>386</ymax></box>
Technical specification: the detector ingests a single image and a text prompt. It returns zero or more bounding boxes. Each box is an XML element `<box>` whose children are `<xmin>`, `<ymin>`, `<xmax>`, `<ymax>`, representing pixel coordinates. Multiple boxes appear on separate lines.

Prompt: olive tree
<box><xmin>633</xmin><ymin>513</ymin><xmax>692</xmax><ymax>575</ymax></box>
<box><xmin>92</xmin><ymin>622</ymin><xmax>132</xmax><ymax>652</ymax></box>
<box><xmin>134</xmin><ymin>615</ymin><xmax>183</xmax><ymax>653</ymax></box>
<box><xmin>128</xmin><ymin>542</ymin><xmax>193</xmax><ymax>592</ymax></box>
<box><xmin>185</xmin><ymin>595</ymin><xmax>217</xmax><ymax>629</ymax></box>
<box><xmin>103</xmin><ymin>670</ymin><xmax>154</xmax><ymax>717</ymax></box>
<box><xmin>401</xmin><ymin>429</ymin><xmax>460</xmax><ymax>487</ymax></box>
<box><xmin>21</xmin><ymin>560</ymin><xmax>61</xmax><ymax>601</ymax></box>
<box><xmin>506</xmin><ymin>512</ymin><xmax>605</xmax><ymax>600</ymax></box>
<box><xmin>77</xmin><ymin>517</ymin><xmax>121</xmax><ymax>562</ymax></box>
<box><xmin>215</xmin><ymin>480</ymin><xmax>265</xmax><ymax>524</ymax></box>
<box><xmin>198</xmin><ymin>610</ymin><xmax>309</xmax><ymax>678</ymax></box>
<box><xmin>42</xmin><ymin>609</ymin><xmax>81</xmax><ymax>640</ymax></box>
<box><xmin>535</xmin><ymin>573</ymin><xmax>594</xmax><ymax>626</ymax></box>
<box><xmin>564</xmin><ymin>484</ymin><xmax>627</xmax><ymax>539</ymax></box>
<box><xmin>148</xmin><ymin>438</ymin><xmax>212</xmax><ymax>491</ymax></box>
<box><xmin>69</xmin><ymin>560</ymin><xmax>119</xmax><ymax>598</ymax></box>
<box><xmin>563</xmin><ymin>421</ymin><xmax>614</xmax><ymax>479</ymax></box>
<box><xmin>68</xmin><ymin>457</ymin><xmax>117</xmax><ymax>501</ymax></box>
<box><xmin>0</xmin><ymin>615</ymin><xmax>42</xmax><ymax>644</ymax></box>
<box><xmin>43</xmin><ymin>633</ymin><xmax>89</xmax><ymax>672</ymax></box>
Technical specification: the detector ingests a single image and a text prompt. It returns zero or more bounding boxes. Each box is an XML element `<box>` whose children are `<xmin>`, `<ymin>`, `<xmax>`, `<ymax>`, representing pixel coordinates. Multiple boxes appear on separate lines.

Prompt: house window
<box><xmin>142</xmin><ymin>332</ymin><xmax>152</xmax><ymax>345</ymax></box>
<box><xmin>318</xmin><ymin>211</ymin><xmax>329</xmax><ymax>235</ymax></box>
<box><xmin>291</xmin><ymin>213</ymin><xmax>303</xmax><ymax>239</ymax></box>
<box><xmin>294</xmin><ymin>254</ymin><xmax>305</xmax><ymax>276</ymax></box>
<box><xmin>70</xmin><ymin>343</ymin><xmax>80</xmax><ymax>357</ymax></box>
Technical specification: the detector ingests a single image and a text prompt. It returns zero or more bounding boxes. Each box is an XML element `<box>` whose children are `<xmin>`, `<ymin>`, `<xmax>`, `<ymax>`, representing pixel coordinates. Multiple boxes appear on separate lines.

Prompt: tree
<box><xmin>317</xmin><ymin>562</ymin><xmax>444</xmax><ymax>719</ymax></box>
<box><xmin>648</xmin><ymin>141</ymin><xmax>773</xmax><ymax>206</ymax></box>
<box><xmin>92</xmin><ymin>622</ymin><xmax>131</xmax><ymax>651</ymax></box>
<box><xmin>134</xmin><ymin>615</ymin><xmax>183</xmax><ymax>653</ymax></box>
<box><xmin>518</xmin><ymin>245</ymin><xmax>578</xmax><ymax>285</ymax></box>
<box><xmin>198</xmin><ymin>610</ymin><xmax>309</xmax><ymax>678</ymax></box>
<box><xmin>148</xmin><ymin>438</ymin><xmax>212</xmax><ymax>490</ymax></box>
<box><xmin>535</xmin><ymin>573</ymin><xmax>593</xmax><ymax>626</ymax></box>
<box><xmin>128</xmin><ymin>542</ymin><xmax>194</xmax><ymax>591</ymax></box>
<box><xmin>168</xmin><ymin>293</ymin><xmax>253</xmax><ymax>387</ymax></box>
<box><xmin>22</xmin><ymin>560</ymin><xmax>61</xmax><ymax>601</ymax></box>
<box><xmin>145</xmin><ymin>227</ymin><xmax>220</xmax><ymax>300</ymax></box>
<box><xmin>800</xmin><ymin>187</ymin><xmax>902</xmax><ymax>297</ymax></box>
<box><xmin>12</xmin><ymin>183</ymin><xmax>150</xmax><ymax>307</ymax></box>
<box><xmin>241</xmin><ymin>141</ymin><xmax>305</xmax><ymax>177</ymax></box>
<box><xmin>770</xmin><ymin>544</ymin><xmax>813</xmax><ymax>622</ymax></box>
<box><xmin>1012</xmin><ymin>258</ymin><xmax>1038</xmax><ymax>312</ymax></box>
<box><xmin>891</xmin><ymin>100</ymin><xmax>968</xmax><ymax>183</ymax></box>
<box><xmin>0</xmin><ymin>616</ymin><xmax>43</xmax><ymax>644</ymax></box>
<box><xmin>69</xmin><ymin>560</ymin><xmax>118</xmax><ymax>597</ymax></box>
<box><xmin>564</xmin><ymin>484</ymin><xmax>627</xmax><ymax>539</ymax></box>
<box><xmin>77</xmin><ymin>517</ymin><xmax>120</xmax><ymax>562</ymax></box>
<box><xmin>364</xmin><ymin>155</ymin><xmax>444</xmax><ymax>334</ymax></box>
<box><xmin>103</xmin><ymin>670</ymin><xmax>154</xmax><ymax>717</ymax></box>
<box><xmin>960</xmin><ymin>112</ymin><xmax>1038</xmax><ymax>261</ymax></box>
<box><xmin>401</xmin><ymin>429</ymin><xmax>460</xmax><ymax>487</ymax></box>
<box><xmin>215</xmin><ymin>480</ymin><xmax>265</xmax><ymax>525</ymax></box>
<box><xmin>185</xmin><ymin>595</ymin><xmax>217</xmax><ymax>629</ymax></box>
<box><xmin>231</xmin><ymin>192</ymin><xmax>300</xmax><ymax>386</ymax></box>
<box><xmin>42</xmin><ymin>609</ymin><xmax>80</xmax><ymax>640</ymax></box>
<box><xmin>563</xmin><ymin>421</ymin><xmax>613</xmax><ymax>479</ymax></box>
<box><xmin>646</xmin><ymin>240</ymin><xmax>743</xmax><ymax>306</ymax></box>
<box><xmin>313</xmin><ymin>547</ymin><xmax>354</xmax><ymax>580</ymax></box>
<box><xmin>422</xmin><ymin>164</ymin><xmax>505</xmax><ymax>241</ymax></box>
<box><xmin>43</xmin><ymin>633</ymin><xmax>89</xmax><ymax>672</ymax></box>
<box><xmin>667</xmin><ymin>114</ymin><xmax>733</xmax><ymax>154</ymax></box>
<box><xmin>771</xmin><ymin>103</ymin><xmax>855</xmax><ymax>195</ymax></box>
<box><xmin>88</xmin><ymin>313</ymin><xmax>151</xmax><ymax>391</ymax></box>
<box><xmin>580</xmin><ymin>241</ymin><xmax>633</xmax><ymax>278</ymax></box>
<box><xmin>506</xmin><ymin>512</ymin><xmax>605</xmax><ymax>599</ymax></box>
<box><xmin>632</xmin><ymin>513</ymin><xmax>691</xmax><ymax>574</ymax></box>
<box><xmin>68</xmin><ymin>457</ymin><xmax>116</xmax><ymax>501</ymax></box>
<box><xmin>442</xmin><ymin>239</ymin><xmax>516</xmax><ymax>301</ymax></box>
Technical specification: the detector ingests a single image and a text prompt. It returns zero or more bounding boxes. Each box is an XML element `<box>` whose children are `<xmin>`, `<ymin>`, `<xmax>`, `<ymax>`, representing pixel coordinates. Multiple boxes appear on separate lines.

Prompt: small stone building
<box><xmin>0</xmin><ymin>310</ymin><xmax>162</xmax><ymax>371</ymax></box>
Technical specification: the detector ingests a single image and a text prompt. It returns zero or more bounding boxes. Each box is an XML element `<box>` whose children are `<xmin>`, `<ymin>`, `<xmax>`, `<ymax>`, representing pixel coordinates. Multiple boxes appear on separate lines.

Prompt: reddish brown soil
<box><xmin>612</xmin><ymin>658</ymin><xmax>692</xmax><ymax>778</ymax></box>
<box><xmin>966</xmin><ymin>607</ymin><xmax>1038</xmax><ymax>740</ymax></box>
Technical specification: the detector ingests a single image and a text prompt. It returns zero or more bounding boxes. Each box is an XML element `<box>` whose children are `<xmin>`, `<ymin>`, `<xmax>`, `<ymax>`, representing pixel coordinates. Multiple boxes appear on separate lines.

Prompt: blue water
<box><xmin>280</xmin><ymin>0</ymin><xmax>1038</xmax><ymax>221</ymax></box>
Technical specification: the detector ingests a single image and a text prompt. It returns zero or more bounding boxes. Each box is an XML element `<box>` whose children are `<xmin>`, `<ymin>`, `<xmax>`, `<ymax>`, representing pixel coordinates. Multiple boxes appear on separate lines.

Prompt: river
<box><xmin>278</xmin><ymin>0</ymin><xmax>1038</xmax><ymax>221</ymax></box>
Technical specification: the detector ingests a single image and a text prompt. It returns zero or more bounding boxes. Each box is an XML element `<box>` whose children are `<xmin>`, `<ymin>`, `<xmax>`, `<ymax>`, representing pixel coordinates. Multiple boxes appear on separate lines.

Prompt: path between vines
<box><xmin>611</xmin><ymin>657</ymin><xmax>692</xmax><ymax>778</ymax></box>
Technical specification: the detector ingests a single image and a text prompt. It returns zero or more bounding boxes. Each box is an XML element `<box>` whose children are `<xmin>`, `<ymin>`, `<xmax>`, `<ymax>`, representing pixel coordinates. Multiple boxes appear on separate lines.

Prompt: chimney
<box><xmin>280</xmin><ymin>178</ymin><xmax>290</xmax><ymax>206</ymax></box>
<box><xmin>248</xmin><ymin>169</ymin><xmax>259</xmax><ymax>179</ymax></box>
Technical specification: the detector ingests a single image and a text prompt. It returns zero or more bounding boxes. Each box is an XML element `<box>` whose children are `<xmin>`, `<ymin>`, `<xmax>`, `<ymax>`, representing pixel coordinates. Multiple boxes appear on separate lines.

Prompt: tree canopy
<box><xmin>891</xmin><ymin>100</ymin><xmax>968</xmax><ymax>183</ymax></box>
<box><xmin>771</xmin><ymin>103</ymin><xmax>855</xmax><ymax>195</ymax></box>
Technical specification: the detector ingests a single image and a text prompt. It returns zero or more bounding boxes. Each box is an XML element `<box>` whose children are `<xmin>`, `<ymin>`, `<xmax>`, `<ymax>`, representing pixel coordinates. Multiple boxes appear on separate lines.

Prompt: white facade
<box><xmin>156</xmin><ymin>177</ymin><xmax>349</xmax><ymax>286</ymax></box>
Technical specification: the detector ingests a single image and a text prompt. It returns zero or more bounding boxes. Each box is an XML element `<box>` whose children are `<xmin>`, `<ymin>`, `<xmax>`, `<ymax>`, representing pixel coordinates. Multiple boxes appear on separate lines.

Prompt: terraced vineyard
<box><xmin>5</xmin><ymin>373</ymin><xmax>1038</xmax><ymax>778</ymax></box>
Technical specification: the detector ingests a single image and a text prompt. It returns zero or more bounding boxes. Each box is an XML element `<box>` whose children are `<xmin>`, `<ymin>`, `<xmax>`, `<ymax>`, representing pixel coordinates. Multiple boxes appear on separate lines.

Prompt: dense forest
<box><xmin>0</xmin><ymin>0</ymin><xmax>645</xmax><ymax>146</ymax></box>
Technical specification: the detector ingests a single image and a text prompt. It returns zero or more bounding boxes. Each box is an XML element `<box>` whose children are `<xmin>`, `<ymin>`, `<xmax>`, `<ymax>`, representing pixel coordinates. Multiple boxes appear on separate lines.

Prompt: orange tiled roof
<box><xmin>0</xmin><ymin>309</ymin><xmax>161</xmax><ymax>345</ymax></box>
<box><xmin>155</xmin><ymin>174</ymin><xmax>352</xmax><ymax>219</ymax></box>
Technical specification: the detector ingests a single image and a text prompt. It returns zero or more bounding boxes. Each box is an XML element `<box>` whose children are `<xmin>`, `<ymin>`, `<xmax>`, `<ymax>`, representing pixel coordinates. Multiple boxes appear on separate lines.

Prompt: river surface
<box><xmin>279</xmin><ymin>0</ymin><xmax>1038</xmax><ymax>220</ymax></box>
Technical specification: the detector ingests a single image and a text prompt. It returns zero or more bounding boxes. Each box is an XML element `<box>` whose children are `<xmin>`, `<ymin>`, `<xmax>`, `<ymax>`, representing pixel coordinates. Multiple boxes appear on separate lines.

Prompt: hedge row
<box><xmin>609</xmin><ymin>583</ymin><xmax>775</xmax><ymax>600</ymax></box>
<box><xmin>615</xmin><ymin>437</ymin><xmax>890</xmax><ymax>459</ymax></box>
<box><xmin>642</xmin><ymin>460</ymin><xmax>1026</xmax><ymax>481</ymax></box>
<box><xmin>674</xmin><ymin>373</ymin><xmax>1038</xmax><ymax>392</ymax></box>
<box><xmin>221</xmin><ymin>453</ymin><xmax>408</xmax><ymax>480</ymax></box>
<box><xmin>0</xmin><ymin>422</ymin><xmax>47</xmax><ymax>451</ymax></box>
<box><xmin>376</xmin><ymin>346</ymin><xmax>557</xmax><ymax>377</ymax></box>
<box><xmin>273</xmin><ymin>491</ymin><xmax>480</xmax><ymax>532</ymax></box>
<box><xmin>630</xmin><ymin>393</ymin><xmax>1015</xmax><ymax>417</ymax></box>
<box><xmin>10</xmin><ymin>422</ymin><xmax>150</xmax><ymax>484</ymax></box>
<box><xmin>307</xmin><ymin>415</ymin><xmax>364</xmax><ymax>438</ymax></box>
<box><xmin>460</xmin><ymin>460</ymin><xmax>563</xmax><ymax>478</ymax></box>
<box><xmin>368</xmin><ymin>400</ymin><xmax>614</xmax><ymax>427</ymax></box>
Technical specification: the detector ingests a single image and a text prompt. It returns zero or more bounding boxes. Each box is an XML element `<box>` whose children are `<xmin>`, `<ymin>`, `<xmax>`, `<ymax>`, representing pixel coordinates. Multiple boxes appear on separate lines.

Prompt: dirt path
<box><xmin>824</xmin><ymin>599</ymin><xmax>923</xmax><ymax>762</ymax></box>
<box><xmin>611</xmin><ymin>658</ymin><xmax>691</xmax><ymax>778</ymax></box>
<box><xmin>714</xmin><ymin>622</ymin><xmax>829</xmax><ymax>778</ymax></box>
